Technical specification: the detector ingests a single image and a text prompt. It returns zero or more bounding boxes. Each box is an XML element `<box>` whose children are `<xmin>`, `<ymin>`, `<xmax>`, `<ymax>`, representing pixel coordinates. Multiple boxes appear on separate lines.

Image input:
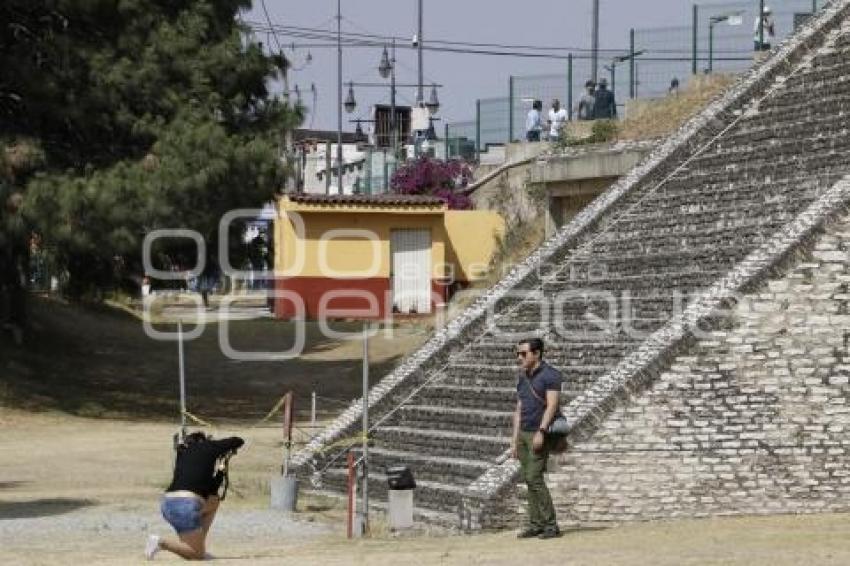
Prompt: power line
<box><xmin>244</xmin><ymin>22</ymin><xmax>755</xmax><ymax>59</ymax></box>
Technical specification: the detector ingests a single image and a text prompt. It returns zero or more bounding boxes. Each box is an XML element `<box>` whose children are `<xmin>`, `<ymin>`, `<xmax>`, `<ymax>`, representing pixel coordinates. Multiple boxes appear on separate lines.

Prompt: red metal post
<box><xmin>347</xmin><ymin>451</ymin><xmax>355</xmax><ymax>539</ymax></box>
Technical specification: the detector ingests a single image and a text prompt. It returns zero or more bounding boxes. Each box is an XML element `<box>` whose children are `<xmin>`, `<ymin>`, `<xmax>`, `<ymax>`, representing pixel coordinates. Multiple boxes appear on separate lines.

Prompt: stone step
<box><xmin>658</xmin><ymin>152</ymin><xmax>850</xmax><ymax>187</ymax></box>
<box><xmin>373</xmin><ymin>426</ymin><xmax>510</xmax><ymax>460</ymax></box>
<box><xmin>780</xmin><ymin>57</ymin><xmax>850</xmax><ymax>92</ymax></box>
<box><xmin>396</xmin><ymin>404</ymin><xmax>514</xmax><ymax>437</ymax></box>
<box><xmin>755</xmin><ymin>87</ymin><xmax>850</xmax><ymax>119</ymax></box>
<box><xmin>416</xmin><ymin>385</ymin><xmax>520</xmax><ymax>412</ymax></box>
<box><xmin>636</xmin><ymin>175</ymin><xmax>824</xmax><ymax>207</ymax></box>
<box><xmin>588</xmin><ymin>219</ymin><xmax>790</xmax><ymax>249</ymax></box>
<box><xmin>319</xmin><ymin>468</ymin><xmax>466</xmax><ymax>515</ymax></box>
<box><xmin>544</xmin><ymin>269</ymin><xmax>730</xmax><ymax>292</ymax></box>
<box><xmin>348</xmin><ymin>446</ymin><xmax>492</xmax><ymax>483</ymax></box>
<box><xmin>702</xmin><ymin>120</ymin><xmax>850</xmax><ymax>159</ymax></box>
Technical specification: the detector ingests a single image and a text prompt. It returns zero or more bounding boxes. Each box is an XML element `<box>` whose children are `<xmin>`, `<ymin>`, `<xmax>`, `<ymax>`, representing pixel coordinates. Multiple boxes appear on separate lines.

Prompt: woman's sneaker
<box><xmin>144</xmin><ymin>534</ymin><xmax>160</xmax><ymax>560</ymax></box>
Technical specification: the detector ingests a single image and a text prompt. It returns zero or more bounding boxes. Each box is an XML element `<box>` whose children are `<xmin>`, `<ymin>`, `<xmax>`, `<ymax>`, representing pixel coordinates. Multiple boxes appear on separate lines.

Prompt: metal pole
<box><xmin>178</xmin><ymin>321</ymin><xmax>187</xmax><ymax>440</ymax></box>
<box><xmin>692</xmin><ymin>4</ymin><xmax>699</xmax><ymax>75</ymax></box>
<box><xmin>591</xmin><ymin>0</ymin><xmax>600</xmax><ymax>82</ymax></box>
<box><xmin>383</xmin><ymin>149</ymin><xmax>389</xmax><ymax>192</ymax></box>
<box><xmin>361</xmin><ymin>321</ymin><xmax>370</xmax><ymax>534</ymax></box>
<box><xmin>709</xmin><ymin>22</ymin><xmax>714</xmax><ymax>73</ymax></box>
<box><xmin>813</xmin><ymin>0</ymin><xmax>817</xmax><ymax>13</ymax></box>
<box><xmin>759</xmin><ymin>0</ymin><xmax>765</xmax><ymax>51</ymax></box>
<box><xmin>390</xmin><ymin>39</ymin><xmax>397</xmax><ymax>161</ymax></box>
<box><xmin>444</xmin><ymin>123</ymin><xmax>449</xmax><ymax>160</ymax></box>
<box><xmin>311</xmin><ymin>390</ymin><xmax>317</xmax><ymax>430</ymax></box>
<box><xmin>475</xmin><ymin>99</ymin><xmax>481</xmax><ymax>161</ymax></box>
<box><xmin>417</xmin><ymin>0</ymin><xmax>424</xmax><ymax>104</ymax></box>
<box><xmin>629</xmin><ymin>29</ymin><xmax>636</xmax><ymax>99</ymax></box>
<box><xmin>325</xmin><ymin>140</ymin><xmax>331</xmax><ymax>194</ymax></box>
<box><xmin>337</xmin><ymin>0</ymin><xmax>344</xmax><ymax>194</ymax></box>
<box><xmin>567</xmin><ymin>53</ymin><xmax>573</xmax><ymax>121</ymax></box>
<box><xmin>365</xmin><ymin>146</ymin><xmax>372</xmax><ymax>195</ymax></box>
<box><xmin>610</xmin><ymin>64</ymin><xmax>616</xmax><ymax>98</ymax></box>
<box><xmin>508</xmin><ymin>75</ymin><xmax>515</xmax><ymax>142</ymax></box>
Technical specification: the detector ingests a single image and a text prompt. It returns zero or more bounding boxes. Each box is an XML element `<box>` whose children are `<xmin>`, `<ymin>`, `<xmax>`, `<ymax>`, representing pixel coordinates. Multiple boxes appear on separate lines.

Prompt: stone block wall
<box><xmin>543</xmin><ymin>213</ymin><xmax>850</xmax><ymax>526</ymax></box>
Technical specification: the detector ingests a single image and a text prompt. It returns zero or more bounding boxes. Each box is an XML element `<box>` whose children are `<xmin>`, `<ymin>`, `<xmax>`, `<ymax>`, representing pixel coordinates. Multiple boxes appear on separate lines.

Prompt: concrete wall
<box><xmin>543</xmin><ymin>212</ymin><xmax>850</xmax><ymax>526</ymax></box>
<box><xmin>443</xmin><ymin>211</ymin><xmax>506</xmax><ymax>283</ymax></box>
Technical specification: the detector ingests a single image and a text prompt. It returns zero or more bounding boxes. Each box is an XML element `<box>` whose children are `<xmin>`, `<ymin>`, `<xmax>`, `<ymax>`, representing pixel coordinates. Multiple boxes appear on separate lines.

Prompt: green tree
<box><xmin>1</xmin><ymin>0</ymin><xmax>299</xmax><ymax>297</ymax></box>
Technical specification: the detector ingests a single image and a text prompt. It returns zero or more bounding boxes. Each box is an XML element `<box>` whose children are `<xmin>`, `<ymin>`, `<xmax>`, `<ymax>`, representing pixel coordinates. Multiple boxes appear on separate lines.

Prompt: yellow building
<box><xmin>273</xmin><ymin>194</ymin><xmax>504</xmax><ymax>319</ymax></box>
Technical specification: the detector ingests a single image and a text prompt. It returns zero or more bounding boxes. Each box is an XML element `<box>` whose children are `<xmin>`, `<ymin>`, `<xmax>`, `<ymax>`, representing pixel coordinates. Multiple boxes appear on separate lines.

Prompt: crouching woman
<box><xmin>145</xmin><ymin>432</ymin><xmax>244</xmax><ymax>560</ymax></box>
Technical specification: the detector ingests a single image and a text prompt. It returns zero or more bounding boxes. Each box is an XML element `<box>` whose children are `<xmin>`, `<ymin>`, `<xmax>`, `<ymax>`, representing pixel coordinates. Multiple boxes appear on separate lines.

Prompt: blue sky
<box><xmin>246</xmin><ymin>1</ymin><xmax>717</xmax><ymax>130</ymax></box>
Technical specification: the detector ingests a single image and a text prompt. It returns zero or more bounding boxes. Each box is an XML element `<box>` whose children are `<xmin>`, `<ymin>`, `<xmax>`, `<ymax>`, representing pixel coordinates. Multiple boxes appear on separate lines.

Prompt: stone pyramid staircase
<box><xmin>293</xmin><ymin>0</ymin><xmax>850</xmax><ymax>528</ymax></box>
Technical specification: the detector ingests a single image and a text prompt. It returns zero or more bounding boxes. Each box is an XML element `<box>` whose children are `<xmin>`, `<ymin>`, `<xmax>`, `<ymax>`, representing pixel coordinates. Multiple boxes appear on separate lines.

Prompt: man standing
<box><xmin>593</xmin><ymin>78</ymin><xmax>617</xmax><ymax>120</ymax></box>
<box><xmin>547</xmin><ymin>99</ymin><xmax>568</xmax><ymax>141</ymax></box>
<box><xmin>511</xmin><ymin>337</ymin><xmax>562</xmax><ymax>539</ymax></box>
<box><xmin>754</xmin><ymin>6</ymin><xmax>776</xmax><ymax>51</ymax></box>
<box><xmin>577</xmin><ymin>80</ymin><xmax>596</xmax><ymax>121</ymax></box>
<box><xmin>525</xmin><ymin>100</ymin><xmax>543</xmax><ymax>142</ymax></box>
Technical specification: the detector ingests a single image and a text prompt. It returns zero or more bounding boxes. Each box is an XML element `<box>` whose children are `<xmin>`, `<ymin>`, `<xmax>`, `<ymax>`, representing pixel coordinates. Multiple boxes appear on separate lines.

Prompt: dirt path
<box><xmin>3</xmin><ymin>411</ymin><xmax>850</xmax><ymax>565</ymax></box>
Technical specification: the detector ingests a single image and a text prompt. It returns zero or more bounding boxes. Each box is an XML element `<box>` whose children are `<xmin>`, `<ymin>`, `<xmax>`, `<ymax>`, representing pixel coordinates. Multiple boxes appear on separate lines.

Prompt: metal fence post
<box><xmin>567</xmin><ymin>53</ymin><xmax>574</xmax><ymax>120</ymax></box>
<box><xmin>475</xmin><ymin>99</ymin><xmax>481</xmax><ymax>161</ymax></box>
<box><xmin>507</xmin><ymin>78</ymin><xmax>514</xmax><ymax>143</ymax></box>
<box><xmin>629</xmin><ymin>28</ymin><xmax>636</xmax><ymax>99</ymax></box>
<box><xmin>365</xmin><ymin>147</ymin><xmax>372</xmax><ymax>194</ymax></box>
<box><xmin>444</xmin><ymin>123</ymin><xmax>449</xmax><ymax>160</ymax></box>
<box><xmin>692</xmin><ymin>4</ymin><xmax>699</xmax><ymax>75</ymax></box>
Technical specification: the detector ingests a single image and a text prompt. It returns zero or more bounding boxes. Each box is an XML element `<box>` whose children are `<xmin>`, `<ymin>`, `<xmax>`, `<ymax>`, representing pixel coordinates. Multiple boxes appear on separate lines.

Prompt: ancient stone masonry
<box><xmin>549</xmin><ymin>211</ymin><xmax>850</xmax><ymax>525</ymax></box>
<box><xmin>294</xmin><ymin>0</ymin><xmax>850</xmax><ymax>529</ymax></box>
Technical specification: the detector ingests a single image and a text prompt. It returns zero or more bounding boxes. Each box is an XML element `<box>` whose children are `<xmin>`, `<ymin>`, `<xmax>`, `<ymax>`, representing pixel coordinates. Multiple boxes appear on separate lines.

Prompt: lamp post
<box><xmin>378</xmin><ymin>41</ymin><xmax>398</xmax><ymax>158</ymax></box>
<box><xmin>708</xmin><ymin>11</ymin><xmax>744</xmax><ymax>73</ymax></box>
<box><xmin>336</xmin><ymin>0</ymin><xmax>343</xmax><ymax>194</ymax></box>
<box><xmin>346</xmin><ymin>44</ymin><xmax>441</xmax><ymax>161</ymax></box>
<box><xmin>591</xmin><ymin>0</ymin><xmax>600</xmax><ymax>83</ymax></box>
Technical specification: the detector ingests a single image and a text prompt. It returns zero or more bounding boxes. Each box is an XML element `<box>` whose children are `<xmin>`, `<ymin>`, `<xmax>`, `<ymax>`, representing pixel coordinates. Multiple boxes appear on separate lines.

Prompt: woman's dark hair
<box><xmin>532</xmin><ymin>99</ymin><xmax>543</xmax><ymax>111</ymax></box>
<box><xmin>517</xmin><ymin>337</ymin><xmax>544</xmax><ymax>357</ymax></box>
<box><xmin>183</xmin><ymin>431</ymin><xmax>209</xmax><ymax>446</ymax></box>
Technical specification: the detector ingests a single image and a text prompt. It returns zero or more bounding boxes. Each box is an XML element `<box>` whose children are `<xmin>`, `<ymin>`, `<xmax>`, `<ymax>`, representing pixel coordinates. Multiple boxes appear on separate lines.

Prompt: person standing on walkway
<box><xmin>547</xmin><ymin>99</ymin><xmax>568</xmax><ymax>141</ymax></box>
<box><xmin>511</xmin><ymin>337</ymin><xmax>562</xmax><ymax>539</ymax></box>
<box><xmin>593</xmin><ymin>78</ymin><xmax>617</xmax><ymax>119</ymax></box>
<box><xmin>525</xmin><ymin>99</ymin><xmax>544</xmax><ymax>142</ymax></box>
<box><xmin>754</xmin><ymin>6</ymin><xmax>776</xmax><ymax>51</ymax></box>
<box><xmin>145</xmin><ymin>432</ymin><xmax>244</xmax><ymax>560</ymax></box>
<box><xmin>577</xmin><ymin>80</ymin><xmax>597</xmax><ymax>121</ymax></box>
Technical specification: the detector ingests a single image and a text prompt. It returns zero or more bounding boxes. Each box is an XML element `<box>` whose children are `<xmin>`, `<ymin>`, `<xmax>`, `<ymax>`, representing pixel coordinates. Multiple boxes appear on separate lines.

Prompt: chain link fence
<box><xmin>444</xmin><ymin>0</ymin><xmax>823</xmax><ymax>159</ymax></box>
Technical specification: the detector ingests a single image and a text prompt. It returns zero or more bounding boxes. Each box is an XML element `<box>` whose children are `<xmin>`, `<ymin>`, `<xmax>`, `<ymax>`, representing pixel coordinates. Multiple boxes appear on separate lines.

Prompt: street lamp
<box><xmin>344</xmin><ymin>82</ymin><xmax>357</xmax><ymax>113</ymax></box>
<box><xmin>609</xmin><ymin>50</ymin><xmax>645</xmax><ymax>97</ymax></box>
<box><xmin>708</xmin><ymin>11</ymin><xmax>744</xmax><ymax>73</ymax></box>
<box><xmin>425</xmin><ymin>84</ymin><xmax>440</xmax><ymax>115</ymax></box>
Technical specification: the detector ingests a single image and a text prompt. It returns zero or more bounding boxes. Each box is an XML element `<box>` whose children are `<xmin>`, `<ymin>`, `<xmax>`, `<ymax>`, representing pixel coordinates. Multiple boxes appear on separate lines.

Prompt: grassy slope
<box><xmin>0</xmin><ymin>296</ymin><xmax>427</xmax><ymax>422</ymax></box>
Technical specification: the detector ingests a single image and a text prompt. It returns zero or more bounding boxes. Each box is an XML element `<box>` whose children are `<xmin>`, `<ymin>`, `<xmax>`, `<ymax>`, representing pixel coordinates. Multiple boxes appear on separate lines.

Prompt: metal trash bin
<box><xmin>386</xmin><ymin>465</ymin><xmax>415</xmax><ymax>530</ymax></box>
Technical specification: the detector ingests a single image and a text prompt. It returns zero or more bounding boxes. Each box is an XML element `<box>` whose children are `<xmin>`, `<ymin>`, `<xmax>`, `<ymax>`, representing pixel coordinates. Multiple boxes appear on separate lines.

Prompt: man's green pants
<box><xmin>517</xmin><ymin>430</ymin><xmax>557</xmax><ymax>530</ymax></box>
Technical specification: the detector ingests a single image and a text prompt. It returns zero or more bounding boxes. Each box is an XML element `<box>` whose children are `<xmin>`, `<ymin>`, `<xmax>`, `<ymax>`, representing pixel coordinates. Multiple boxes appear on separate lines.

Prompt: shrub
<box><xmin>390</xmin><ymin>157</ymin><xmax>474</xmax><ymax>210</ymax></box>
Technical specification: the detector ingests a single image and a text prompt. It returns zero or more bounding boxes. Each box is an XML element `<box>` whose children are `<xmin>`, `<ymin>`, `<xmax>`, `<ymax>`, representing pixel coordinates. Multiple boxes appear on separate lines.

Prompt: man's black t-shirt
<box><xmin>166</xmin><ymin>437</ymin><xmax>244</xmax><ymax>498</ymax></box>
<box><xmin>516</xmin><ymin>362</ymin><xmax>564</xmax><ymax>432</ymax></box>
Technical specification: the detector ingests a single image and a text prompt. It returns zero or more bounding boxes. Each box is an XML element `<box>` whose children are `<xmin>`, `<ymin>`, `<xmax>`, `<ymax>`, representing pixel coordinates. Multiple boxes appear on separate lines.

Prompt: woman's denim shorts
<box><xmin>161</xmin><ymin>496</ymin><xmax>203</xmax><ymax>534</ymax></box>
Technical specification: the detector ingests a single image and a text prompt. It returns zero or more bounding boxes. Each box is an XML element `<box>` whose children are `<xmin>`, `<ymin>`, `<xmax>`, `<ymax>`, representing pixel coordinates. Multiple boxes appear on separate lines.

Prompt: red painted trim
<box><xmin>273</xmin><ymin>277</ymin><xmax>446</xmax><ymax>319</ymax></box>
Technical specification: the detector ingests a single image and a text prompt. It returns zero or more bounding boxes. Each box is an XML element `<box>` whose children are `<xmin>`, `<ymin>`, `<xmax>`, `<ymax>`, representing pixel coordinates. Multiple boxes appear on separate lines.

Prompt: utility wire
<box><xmin>244</xmin><ymin>23</ymin><xmax>755</xmax><ymax>59</ymax></box>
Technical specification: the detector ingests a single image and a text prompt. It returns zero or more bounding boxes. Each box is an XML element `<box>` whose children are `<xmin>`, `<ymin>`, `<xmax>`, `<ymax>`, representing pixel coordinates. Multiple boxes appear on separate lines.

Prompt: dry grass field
<box><xmin>4</xmin><ymin>298</ymin><xmax>850</xmax><ymax>564</ymax></box>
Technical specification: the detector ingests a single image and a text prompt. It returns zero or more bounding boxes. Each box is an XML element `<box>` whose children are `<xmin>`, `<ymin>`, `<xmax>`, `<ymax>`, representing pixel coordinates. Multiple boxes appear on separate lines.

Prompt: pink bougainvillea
<box><xmin>390</xmin><ymin>157</ymin><xmax>474</xmax><ymax>210</ymax></box>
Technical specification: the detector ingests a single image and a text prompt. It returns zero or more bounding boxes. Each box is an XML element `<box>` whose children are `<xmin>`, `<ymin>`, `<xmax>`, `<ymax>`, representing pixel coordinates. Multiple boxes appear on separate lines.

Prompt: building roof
<box><xmin>285</xmin><ymin>193</ymin><xmax>446</xmax><ymax>207</ymax></box>
<box><xmin>294</xmin><ymin>129</ymin><xmax>361</xmax><ymax>144</ymax></box>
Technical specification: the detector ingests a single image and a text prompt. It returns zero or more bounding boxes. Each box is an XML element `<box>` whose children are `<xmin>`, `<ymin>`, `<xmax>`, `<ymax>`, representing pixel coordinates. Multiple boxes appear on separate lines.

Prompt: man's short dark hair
<box><xmin>585</xmin><ymin>80</ymin><xmax>595</xmax><ymax>88</ymax></box>
<box><xmin>518</xmin><ymin>337</ymin><xmax>544</xmax><ymax>356</ymax></box>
